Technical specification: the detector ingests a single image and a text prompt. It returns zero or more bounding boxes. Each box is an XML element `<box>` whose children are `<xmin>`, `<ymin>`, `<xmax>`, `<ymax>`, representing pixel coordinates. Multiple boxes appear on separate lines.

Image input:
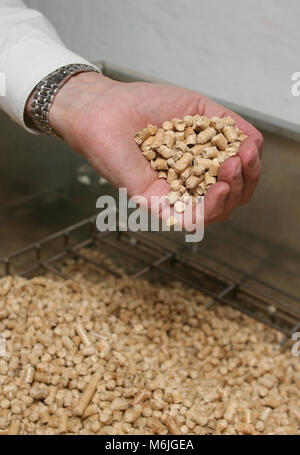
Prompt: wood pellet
<box><xmin>0</xmin><ymin>249</ymin><xmax>299</xmax><ymax>435</ymax></box>
<box><xmin>134</xmin><ymin>115</ymin><xmax>248</xmax><ymax>212</ymax></box>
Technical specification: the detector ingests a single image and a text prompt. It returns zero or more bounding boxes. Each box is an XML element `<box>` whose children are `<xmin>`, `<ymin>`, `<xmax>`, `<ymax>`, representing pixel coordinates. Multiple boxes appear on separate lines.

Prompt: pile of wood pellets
<box><xmin>134</xmin><ymin>115</ymin><xmax>248</xmax><ymax>213</ymax></box>
<box><xmin>0</xmin><ymin>249</ymin><xmax>299</xmax><ymax>435</ymax></box>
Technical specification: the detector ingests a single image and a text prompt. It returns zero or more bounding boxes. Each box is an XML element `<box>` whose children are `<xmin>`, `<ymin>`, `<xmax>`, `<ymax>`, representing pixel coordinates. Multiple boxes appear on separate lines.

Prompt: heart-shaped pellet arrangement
<box><xmin>134</xmin><ymin>115</ymin><xmax>247</xmax><ymax>213</ymax></box>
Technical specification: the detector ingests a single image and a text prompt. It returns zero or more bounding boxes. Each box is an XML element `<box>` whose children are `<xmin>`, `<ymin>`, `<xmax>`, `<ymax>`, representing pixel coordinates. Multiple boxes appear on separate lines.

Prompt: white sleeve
<box><xmin>0</xmin><ymin>0</ymin><xmax>96</xmax><ymax>134</ymax></box>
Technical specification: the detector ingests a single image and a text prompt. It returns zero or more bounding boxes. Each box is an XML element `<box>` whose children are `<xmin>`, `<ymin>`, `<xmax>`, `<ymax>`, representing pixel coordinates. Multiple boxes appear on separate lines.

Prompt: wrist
<box><xmin>25</xmin><ymin>69</ymin><xmax>114</xmax><ymax>138</ymax></box>
<box><xmin>49</xmin><ymin>72</ymin><xmax>114</xmax><ymax>138</ymax></box>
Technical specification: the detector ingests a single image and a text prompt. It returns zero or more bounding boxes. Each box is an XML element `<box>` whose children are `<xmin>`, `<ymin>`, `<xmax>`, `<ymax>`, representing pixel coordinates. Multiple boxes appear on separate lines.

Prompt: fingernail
<box><xmin>248</xmin><ymin>149</ymin><xmax>259</xmax><ymax>168</ymax></box>
<box><xmin>234</xmin><ymin>163</ymin><xmax>242</xmax><ymax>179</ymax></box>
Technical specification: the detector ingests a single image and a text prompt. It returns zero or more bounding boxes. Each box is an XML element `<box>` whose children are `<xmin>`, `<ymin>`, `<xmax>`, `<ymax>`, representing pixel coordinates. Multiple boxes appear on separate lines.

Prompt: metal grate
<box><xmin>1</xmin><ymin>215</ymin><xmax>300</xmax><ymax>347</ymax></box>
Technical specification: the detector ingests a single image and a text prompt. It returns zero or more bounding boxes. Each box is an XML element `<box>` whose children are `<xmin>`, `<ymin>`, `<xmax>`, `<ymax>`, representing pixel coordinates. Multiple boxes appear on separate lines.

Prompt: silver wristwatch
<box><xmin>30</xmin><ymin>64</ymin><xmax>102</xmax><ymax>139</ymax></box>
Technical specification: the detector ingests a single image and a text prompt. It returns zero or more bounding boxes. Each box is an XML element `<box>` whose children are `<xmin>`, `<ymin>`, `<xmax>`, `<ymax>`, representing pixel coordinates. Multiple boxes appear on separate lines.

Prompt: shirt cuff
<box><xmin>0</xmin><ymin>38</ymin><xmax>100</xmax><ymax>134</ymax></box>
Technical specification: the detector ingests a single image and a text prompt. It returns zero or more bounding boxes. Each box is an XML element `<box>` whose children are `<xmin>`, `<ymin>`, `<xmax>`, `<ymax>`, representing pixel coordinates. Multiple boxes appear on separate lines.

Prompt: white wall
<box><xmin>26</xmin><ymin>0</ymin><xmax>299</xmax><ymax>126</ymax></box>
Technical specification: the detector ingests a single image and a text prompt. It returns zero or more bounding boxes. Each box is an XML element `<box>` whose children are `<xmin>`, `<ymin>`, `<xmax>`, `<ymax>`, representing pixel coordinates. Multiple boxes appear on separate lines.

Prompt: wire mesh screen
<box><xmin>1</xmin><ymin>215</ymin><xmax>299</xmax><ymax>347</ymax></box>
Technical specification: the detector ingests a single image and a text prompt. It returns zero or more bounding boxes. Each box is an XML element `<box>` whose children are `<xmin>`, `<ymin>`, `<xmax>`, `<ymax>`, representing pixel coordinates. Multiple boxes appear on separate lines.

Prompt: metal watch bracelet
<box><xmin>30</xmin><ymin>64</ymin><xmax>102</xmax><ymax>140</ymax></box>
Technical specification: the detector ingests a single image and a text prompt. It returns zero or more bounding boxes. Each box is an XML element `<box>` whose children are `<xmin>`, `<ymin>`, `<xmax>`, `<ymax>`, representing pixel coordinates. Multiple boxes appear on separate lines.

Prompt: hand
<box><xmin>27</xmin><ymin>72</ymin><xmax>263</xmax><ymax>227</ymax></box>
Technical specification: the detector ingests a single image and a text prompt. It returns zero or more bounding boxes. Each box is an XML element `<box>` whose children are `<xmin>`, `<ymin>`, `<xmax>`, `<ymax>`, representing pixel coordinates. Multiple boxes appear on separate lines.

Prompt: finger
<box><xmin>132</xmin><ymin>174</ymin><xmax>231</xmax><ymax>231</ymax></box>
<box><xmin>157</xmin><ymin>181</ymin><xmax>230</xmax><ymax>232</ymax></box>
<box><xmin>204</xmin><ymin>181</ymin><xmax>231</xmax><ymax>227</ymax></box>
<box><xmin>216</xmin><ymin>156</ymin><xmax>243</xmax><ymax>221</ymax></box>
<box><xmin>238</xmin><ymin>137</ymin><xmax>262</xmax><ymax>205</ymax></box>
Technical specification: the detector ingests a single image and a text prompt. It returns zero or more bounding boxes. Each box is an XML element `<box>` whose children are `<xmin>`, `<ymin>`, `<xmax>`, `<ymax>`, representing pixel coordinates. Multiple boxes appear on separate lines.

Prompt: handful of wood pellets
<box><xmin>134</xmin><ymin>115</ymin><xmax>247</xmax><ymax>211</ymax></box>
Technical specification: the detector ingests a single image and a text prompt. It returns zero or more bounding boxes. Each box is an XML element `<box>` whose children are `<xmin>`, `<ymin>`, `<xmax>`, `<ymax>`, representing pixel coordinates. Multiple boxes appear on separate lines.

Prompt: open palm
<box><xmin>50</xmin><ymin>73</ymin><xmax>263</xmax><ymax>227</ymax></box>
